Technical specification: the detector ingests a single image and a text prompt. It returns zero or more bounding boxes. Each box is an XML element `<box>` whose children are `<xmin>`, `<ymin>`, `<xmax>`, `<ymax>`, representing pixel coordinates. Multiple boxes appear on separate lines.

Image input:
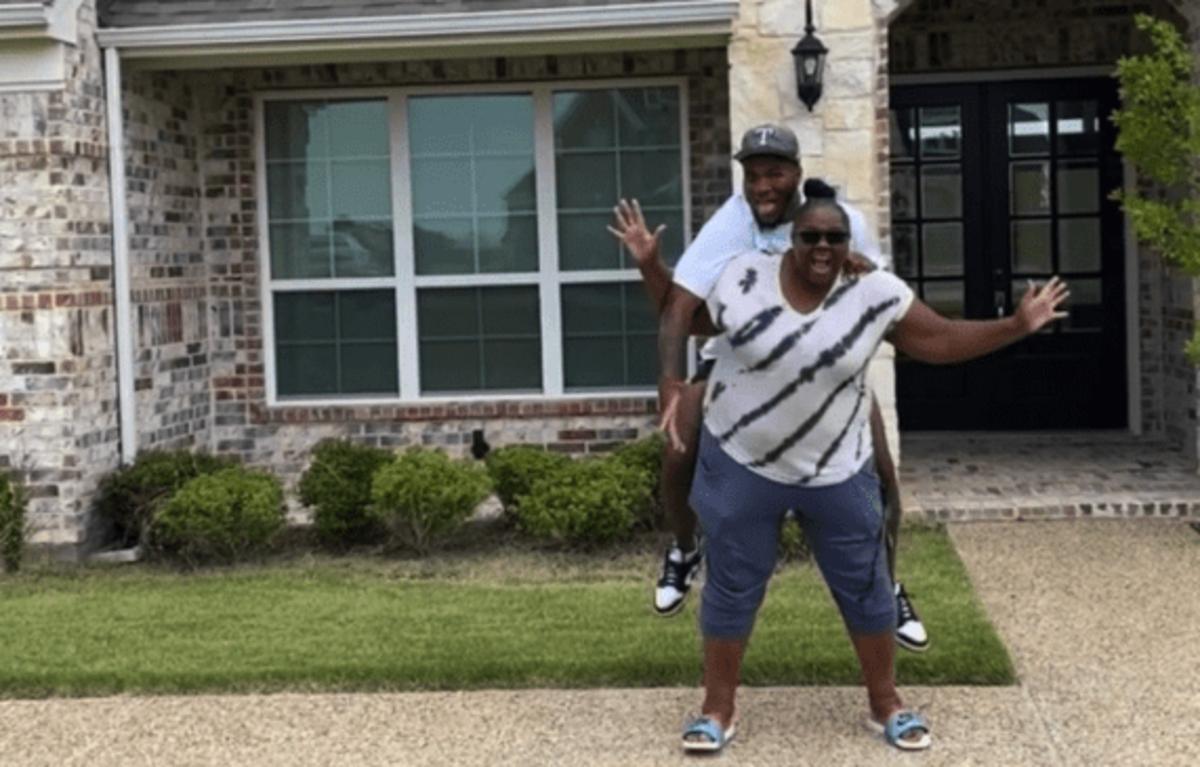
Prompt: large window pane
<box><xmin>1057</xmin><ymin>160</ymin><xmax>1100</xmax><ymax>215</ymax></box>
<box><xmin>1009</xmin><ymin>102</ymin><xmax>1050</xmax><ymax>156</ymax></box>
<box><xmin>555</xmin><ymin>87</ymin><xmax>683</xmax><ymax>272</ymax></box>
<box><xmin>1056</xmin><ymin>100</ymin><xmax>1100</xmax><ymax>155</ymax></box>
<box><xmin>409</xmin><ymin>94</ymin><xmax>537</xmax><ymax>276</ymax></box>
<box><xmin>891</xmin><ymin>167</ymin><xmax>917</xmax><ymax>220</ymax></box>
<box><xmin>274</xmin><ymin>290</ymin><xmax>398</xmax><ymax>397</ymax></box>
<box><xmin>919</xmin><ymin>106</ymin><xmax>961</xmax><ymax>158</ymax></box>
<box><xmin>921</xmin><ymin>165</ymin><xmax>962</xmax><ymax>218</ymax></box>
<box><xmin>417</xmin><ymin>287</ymin><xmax>541</xmax><ymax>393</ymax></box>
<box><xmin>562</xmin><ymin>283</ymin><xmax>657</xmax><ymax>389</ymax></box>
<box><xmin>1011</xmin><ymin>220</ymin><xmax>1052</xmax><ymax>274</ymax></box>
<box><xmin>265</xmin><ymin>99</ymin><xmax>393</xmax><ymax>280</ymax></box>
<box><xmin>922</xmin><ymin>223</ymin><xmax>962</xmax><ymax>277</ymax></box>
<box><xmin>892</xmin><ymin>224</ymin><xmax>918</xmax><ymax>278</ymax></box>
<box><xmin>1059</xmin><ymin>218</ymin><xmax>1102</xmax><ymax>272</ymax></box>
<box><xmin>1011</xmin><ymin>161</ymin><xmax>1051</xmax><ymax>215</ymax></box>
<box><xmin>922</xmin><ymin>281</ymin><xmax>964</xmax><ymax>319</ymax></box>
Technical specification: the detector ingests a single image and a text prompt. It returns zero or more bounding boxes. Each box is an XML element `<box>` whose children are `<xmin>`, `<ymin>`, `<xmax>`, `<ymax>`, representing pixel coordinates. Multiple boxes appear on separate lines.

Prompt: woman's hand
<box><xmin>842</xmin><ymin>251</ymin><xmax>877</xmax><ymax>276</ymax></box>
<box><xmin>608</xmin><ymin>198</ymin><xmax>665</xmax><ymax>267</ymax></box>
<box><xmin>1014</xmin><ymin>277</ymin><xmax>1070</xmax><ymax>334</ymax></box>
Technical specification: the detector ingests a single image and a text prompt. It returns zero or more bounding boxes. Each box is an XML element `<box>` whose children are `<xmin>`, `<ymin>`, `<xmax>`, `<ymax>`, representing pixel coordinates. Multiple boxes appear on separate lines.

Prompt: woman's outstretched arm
<box><xmin>889</xmin><ymin>277</ymin><xmax>1069</xmax><ymax>365</ymax></box>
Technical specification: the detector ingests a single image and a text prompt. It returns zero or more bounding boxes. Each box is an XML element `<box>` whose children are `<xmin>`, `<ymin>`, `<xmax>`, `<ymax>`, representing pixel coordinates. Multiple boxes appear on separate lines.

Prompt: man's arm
<box><xmin>609</xmin><ymin>199</ymin><xmax>673</xmax><ymax>313</ymax></box>
<box><xmin>658</xmin><ymin>285</ymin><xmax>704</xmax><ymax>451</ymax></box>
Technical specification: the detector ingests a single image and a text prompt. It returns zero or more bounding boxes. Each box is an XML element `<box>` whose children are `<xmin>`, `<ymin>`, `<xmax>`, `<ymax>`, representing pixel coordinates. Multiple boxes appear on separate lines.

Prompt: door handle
<box><xmin>994</xmin><ymin>289</ymin><xmax>1006</xmax><ymax>317</ymax></box>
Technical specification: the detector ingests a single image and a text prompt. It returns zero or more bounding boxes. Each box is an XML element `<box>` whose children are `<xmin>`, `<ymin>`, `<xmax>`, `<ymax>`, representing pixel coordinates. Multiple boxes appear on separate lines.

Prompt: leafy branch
<box><xmin>1112</xmin><ymin>14</ymin><xmax>1200</xmax><ymax>360</ymax></box>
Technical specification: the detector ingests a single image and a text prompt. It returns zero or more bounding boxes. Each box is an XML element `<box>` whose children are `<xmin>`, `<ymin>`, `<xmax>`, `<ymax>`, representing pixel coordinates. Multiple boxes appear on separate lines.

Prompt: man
<box><xmin>609</xmin><ymin>124</ymin><xmax>928</xmax><ymax>652</ymax></box>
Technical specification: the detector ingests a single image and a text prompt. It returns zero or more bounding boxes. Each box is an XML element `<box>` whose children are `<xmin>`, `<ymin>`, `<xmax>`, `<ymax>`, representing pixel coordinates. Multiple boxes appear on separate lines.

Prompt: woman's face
<box><xmin>791</xmin><ymin>206</ymin><xmax>850</xmax><ymax>290</ymax></box>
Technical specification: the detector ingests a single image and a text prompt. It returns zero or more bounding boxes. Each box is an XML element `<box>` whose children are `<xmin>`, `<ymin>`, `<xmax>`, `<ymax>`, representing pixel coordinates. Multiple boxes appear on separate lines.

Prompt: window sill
<box><xmin>253</xmin><ymin>393</ymin><xmax>658</xmax><ymax>424</ymax></box>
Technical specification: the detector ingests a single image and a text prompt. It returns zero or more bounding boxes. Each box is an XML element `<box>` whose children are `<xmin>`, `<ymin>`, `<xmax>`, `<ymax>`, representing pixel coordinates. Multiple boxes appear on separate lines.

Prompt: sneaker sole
<box><xmin>653</xmin><ymin>596</ymin><xmax>688</xmax><ymax>617</ymax></box>
<box><xmin>896</xmin><ymin>634</ymin><xmax>930</xmax><ymax>653</ymax></box>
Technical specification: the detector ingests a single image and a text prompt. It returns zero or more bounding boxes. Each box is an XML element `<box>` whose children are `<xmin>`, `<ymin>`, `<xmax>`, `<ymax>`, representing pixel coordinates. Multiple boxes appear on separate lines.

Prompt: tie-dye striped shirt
<box><xmin>703</xmin><ymin>250</ymin><xmax>914</xmax><ymax>486</ymax></box>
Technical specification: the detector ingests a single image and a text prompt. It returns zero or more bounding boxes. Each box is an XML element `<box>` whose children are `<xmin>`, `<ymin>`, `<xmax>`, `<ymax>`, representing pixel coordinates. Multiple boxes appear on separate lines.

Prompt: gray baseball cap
<box><xmin>734</xmin><ymin>124</ymin><xmax>800</xmax><ymax>163</ymax></box>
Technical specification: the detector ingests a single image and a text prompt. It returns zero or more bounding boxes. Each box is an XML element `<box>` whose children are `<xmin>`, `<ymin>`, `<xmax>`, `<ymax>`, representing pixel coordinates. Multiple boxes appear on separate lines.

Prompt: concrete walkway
<box><xmin>2</xmin><ymin>520</ymin><xmax>1197</xmax><ymax>766</ymax></box>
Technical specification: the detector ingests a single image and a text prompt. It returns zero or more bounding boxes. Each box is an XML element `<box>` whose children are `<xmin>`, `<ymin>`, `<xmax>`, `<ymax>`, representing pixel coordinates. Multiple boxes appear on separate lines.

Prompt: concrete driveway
<box><xmin>1</xmin><ymin>520</ymin><xmax>1197</xmax><ymax>766</ymax></box>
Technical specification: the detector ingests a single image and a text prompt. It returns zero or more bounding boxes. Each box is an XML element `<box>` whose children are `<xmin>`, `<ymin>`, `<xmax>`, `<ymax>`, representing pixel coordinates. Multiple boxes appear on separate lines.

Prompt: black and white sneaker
<box><xmin>653</xmin><ymin>545</ymin><xmax>702</xmax><ymax>616</ymax></box>
<box><xmin>895</xmin><ymin>582</ymin><xmax>929</xmax><ymax>652</ymax></box>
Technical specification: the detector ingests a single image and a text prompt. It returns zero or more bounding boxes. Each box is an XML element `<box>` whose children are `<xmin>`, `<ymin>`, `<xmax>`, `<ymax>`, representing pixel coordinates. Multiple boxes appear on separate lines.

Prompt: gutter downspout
<box><xmin>104</xmin><ymin>46</ymin><xmax>137</xmax><ymax>464</ymax></box>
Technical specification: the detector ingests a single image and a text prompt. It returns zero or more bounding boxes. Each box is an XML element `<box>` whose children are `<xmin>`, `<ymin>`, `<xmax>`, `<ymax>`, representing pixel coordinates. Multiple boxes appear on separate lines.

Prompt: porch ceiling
<box><xmin>96</xmin><ymin>0</ymin><xmax>739</xmax><ymax>71</ymax></box>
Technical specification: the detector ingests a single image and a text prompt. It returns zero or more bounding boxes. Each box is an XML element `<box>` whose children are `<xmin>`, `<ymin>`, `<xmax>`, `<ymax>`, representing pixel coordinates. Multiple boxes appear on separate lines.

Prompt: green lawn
<box><xmin>0</xmin><ymin>526</ymin><xmax>1013</xmax><ymax>698</ymax></box>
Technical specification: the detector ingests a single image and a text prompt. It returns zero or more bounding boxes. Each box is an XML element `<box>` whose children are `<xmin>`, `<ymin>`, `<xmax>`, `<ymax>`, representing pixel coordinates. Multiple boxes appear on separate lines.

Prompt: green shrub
<box><xmin>370</xmin><ymin>449</ymin><xmax>492</xmax><ymax>553</ymax></box>
<box><xmin>484</xmin><ymin>445</ymin><xmax>571</xmax><ymax>515</ymax></box>
<box><xmin>516</xmin><ymin>456</ymin><xmax>650</xmax><ymax>548</ymax></box>
<box><xmin>298</xmin><ymin>439</ymin><xmax>391</xmax><ymax>547</ymax></box>
<box><xmin>0</xmin><ymin>474</ymin><xmax>26</xmax><ymax>574</ymax></box>
<box><xmin>777</xmin><ymin>513</ymin><xmax>811</xmax><ymax>565</ymax></box>
<box><xmin>97</xmin><ymin>450</ymin><xmax>235</xmax><ymax>547</ymax></box>
<box><xmin>147</xmin><ymin>467</ymin><xmax>284</xmax><ymax>565</ymax></box>
<box><xmin>610</xmin><ymin>433</ymin><xmax>664</xmax><ymax>530</ymax></box>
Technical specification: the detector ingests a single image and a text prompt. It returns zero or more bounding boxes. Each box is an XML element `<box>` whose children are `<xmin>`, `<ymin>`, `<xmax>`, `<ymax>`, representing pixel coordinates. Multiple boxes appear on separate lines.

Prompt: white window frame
<box><xmin>257</xmin><ymin>77</ymin><xmax>690</xmax><ymax>407</ymax></box>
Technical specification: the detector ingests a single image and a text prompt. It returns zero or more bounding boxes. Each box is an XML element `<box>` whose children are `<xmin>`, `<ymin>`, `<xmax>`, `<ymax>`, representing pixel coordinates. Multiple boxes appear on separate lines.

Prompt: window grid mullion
<box><xmin>392</xmin><ymin>94</ymin><xmax>421</xmax><ymax>399</ymax></box>
<box><xmin>535</xmin><ymin>86</ymin><xmax>564</xmax><ymax>396</ymax></box>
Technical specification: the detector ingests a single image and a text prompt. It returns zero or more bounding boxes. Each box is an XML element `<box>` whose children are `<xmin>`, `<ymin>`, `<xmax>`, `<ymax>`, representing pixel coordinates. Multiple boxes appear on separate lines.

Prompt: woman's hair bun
<box><xmin>802</xmin><ymin>178</ymin><xmax>837</xmax><ymax>200</ymax></box>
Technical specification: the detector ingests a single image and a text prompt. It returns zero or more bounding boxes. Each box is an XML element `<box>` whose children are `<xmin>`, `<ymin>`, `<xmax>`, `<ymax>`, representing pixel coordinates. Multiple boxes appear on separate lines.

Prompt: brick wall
<box><xmin>180</xmin><ymin>48</ymin><xmax>731</xmax><ymax>491</ymax></box>
<box><xmin>889</xmin><ymin>0</ymin><xmax>1182</xmax><ymax>74</ymax></box>
<box><xmin>0</xmin><ymin>0</ymin><xmax>120</xmax><ymax>549</ymax></box>
<box><xmin>123</xmin><ymin>71</ymin><xmax>213</xmax><ymax>453</ymax></box>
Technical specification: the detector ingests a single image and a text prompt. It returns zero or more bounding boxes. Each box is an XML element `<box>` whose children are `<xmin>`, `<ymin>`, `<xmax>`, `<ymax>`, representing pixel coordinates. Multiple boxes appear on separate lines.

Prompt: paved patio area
<box><xmin>2</xmin><ymin>519</ymin><xmax>1197</xmax><ymax>766</ymax></box>
<box><xmin>900</xmin><ymin>432</ymin><xmax>1200</xmax><ymax>521</ymax></box>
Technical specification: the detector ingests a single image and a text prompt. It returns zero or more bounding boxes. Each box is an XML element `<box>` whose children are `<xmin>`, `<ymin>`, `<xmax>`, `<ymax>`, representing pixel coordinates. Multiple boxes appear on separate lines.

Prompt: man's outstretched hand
<box><xmin>608</xmin><ymin>198</ymin><xmax>665</xmax><ymax>267</ymax></box>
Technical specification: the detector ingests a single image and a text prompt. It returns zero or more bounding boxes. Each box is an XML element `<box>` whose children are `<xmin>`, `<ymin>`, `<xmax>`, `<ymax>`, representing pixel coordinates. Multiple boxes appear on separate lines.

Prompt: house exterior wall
<box><xmin>167</xmin><ymin>48</ymin><xmax>731</xmax><ymax>492</ymax></box>
<box><xmin>123</xmin><ymin>71</ymin><xmax>213</xmax><ymax>454</ymax></box>
<box><xmin>0</xmin><ymin>0</ymin><xmax>120</xmax><ymax>549</ymax></box>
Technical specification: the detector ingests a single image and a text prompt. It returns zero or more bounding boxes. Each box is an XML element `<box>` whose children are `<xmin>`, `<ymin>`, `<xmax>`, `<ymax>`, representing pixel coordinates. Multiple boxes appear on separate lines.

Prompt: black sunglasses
<box><xmin>796</xmin><ymin>229</ymin><xmax>850</xmax><ymax>246</ymax></box>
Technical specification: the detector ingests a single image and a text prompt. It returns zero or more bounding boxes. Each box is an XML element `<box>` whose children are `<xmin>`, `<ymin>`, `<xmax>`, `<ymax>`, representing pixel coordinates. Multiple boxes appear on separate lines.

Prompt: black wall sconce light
<box><xmin>792</xmin><ymin>0</ymin><xmax>828</xmax><ymax>111</ymax></box>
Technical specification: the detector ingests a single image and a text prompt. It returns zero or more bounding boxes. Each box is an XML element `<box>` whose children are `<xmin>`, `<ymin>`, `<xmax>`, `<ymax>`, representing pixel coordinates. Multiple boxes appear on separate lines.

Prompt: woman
<box><xmin>680</xmin><ymin>196</ymin><xmax>1068</xmax><ymax>753</ymax></box>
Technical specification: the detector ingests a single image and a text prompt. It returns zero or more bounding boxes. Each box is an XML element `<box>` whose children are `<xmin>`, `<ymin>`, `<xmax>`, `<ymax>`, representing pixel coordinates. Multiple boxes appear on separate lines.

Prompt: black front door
<box><xmin>890</xmin><ymin>79</ymin><xmax>1127</xmax><ymax>430</ymax></box>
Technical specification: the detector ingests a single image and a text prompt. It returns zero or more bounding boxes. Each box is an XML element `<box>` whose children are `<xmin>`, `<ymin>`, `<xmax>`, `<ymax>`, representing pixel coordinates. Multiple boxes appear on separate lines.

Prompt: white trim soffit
<box><xmin>96</xmin><ymin>1</ymin><xmax>739</xmax><ymax>57</ymax></box>
<box><xmin>0</xmin><ymin>0</ymin><xmax>81</xmax><ymax>44</ymax></box>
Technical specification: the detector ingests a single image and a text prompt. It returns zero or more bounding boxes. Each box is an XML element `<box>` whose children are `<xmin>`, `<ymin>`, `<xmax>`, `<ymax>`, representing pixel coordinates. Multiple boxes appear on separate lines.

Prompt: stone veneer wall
<box><xmin>184</xmin><ymin>49</ymin><xmax>731</xmax><ymax>490</ymax></box>
<box><xmin>0</xmin><ymin>0</ymin><xmax>120</xmax><ymax>549</ymax></box>
<box><xmin>889</xmin><ymin>0</ymin><xmax>1198</xmax><ymax>450</ymax></box>
<box><xmin>123</xmin><ymin>71</ymin><xmax>213</xmax><ymax>453</ymax></box>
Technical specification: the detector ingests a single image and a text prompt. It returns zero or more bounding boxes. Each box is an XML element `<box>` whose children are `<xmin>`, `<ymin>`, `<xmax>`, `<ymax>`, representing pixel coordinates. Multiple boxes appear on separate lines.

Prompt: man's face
<box><xmin>742</xmin><ymin>156</ymin><xmax>802</xmax><ymax>227</ymax></box>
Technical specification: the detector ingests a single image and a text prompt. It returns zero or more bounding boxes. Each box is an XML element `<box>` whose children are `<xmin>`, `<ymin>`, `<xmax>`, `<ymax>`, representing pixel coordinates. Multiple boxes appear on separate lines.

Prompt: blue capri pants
<box><xmin>689</xmin><ymin>427</ymin><xmax>896</xmax><ymax>639</ymax></box>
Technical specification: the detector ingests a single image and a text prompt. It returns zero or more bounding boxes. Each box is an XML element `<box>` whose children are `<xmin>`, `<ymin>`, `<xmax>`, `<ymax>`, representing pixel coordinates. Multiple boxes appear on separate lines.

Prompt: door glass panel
<box><xmin>891</xmin><ymin>167</ymin><xmax>917</xmax><ymax>219</ymax></box>
<box><xmin>922</xmin><ymin>223</ymin><xmax>963</xmax><ymax>277</ymax></box>
<box><xmin>1011</xmin><ymin>161</ymin><xmax>1051</xmax><ymax>215</ymax></box>
<box><xmin>1059</xmin><ymin>218</ymin><xmax>1102</xmax><ymax>272</ymax></box>
<box><xmin>1011</xmin><ymin>220</ymin><xmax>1052</xmax><ymax>273</ymax></box>
<box><xmin>1057</xmin><ymin>160</ymin><xmax>1100</xmax><ymax>214</ymax></box>
<box><xmin>921</xmin><ymin>165</ymin><xmax>962</xmax><ymax>218</ymax></box>
<box><xmin>1063</xmin><ymin>277</ymin><xmax>1103</xmax><ymax>330</ymax></box>
<box><xmin>919</xmin><ymin>106</ymin><xmax>961</xmax><ymax>158</ymax></box>
<box><xmin>1056</xmin><ymin>100</ymin><xmax>1101</xmax><ymax>155</ymax></box>
<box><xmin>892</xmin><ymin>224</ymin><xmax>918</xmax><ymax>278</ymax></box>
<box><xmin>1009</xmin><ymin>102</ymin><xmax>1050</xmax><ymax>156</ymax></box>
<box><xmin>922</xmin><ymin>281</ymin><xmax>964</xmax><ymax>319</ymax></box>
<box><xmin>890</xmin><ymin>108</ymin><xmax>917</xmax><ymax>158</ymax></box>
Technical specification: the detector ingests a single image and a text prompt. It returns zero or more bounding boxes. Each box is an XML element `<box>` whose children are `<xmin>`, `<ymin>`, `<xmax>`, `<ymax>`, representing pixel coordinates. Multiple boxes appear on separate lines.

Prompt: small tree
<box><xmin>1112</xmin><ymin>14</ymin><xmax>1200</xmax><ymax>359</ymax></box>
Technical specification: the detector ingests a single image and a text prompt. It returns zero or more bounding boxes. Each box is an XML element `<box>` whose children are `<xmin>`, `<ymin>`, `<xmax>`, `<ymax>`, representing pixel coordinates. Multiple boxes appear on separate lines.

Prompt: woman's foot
<box><xmin>681</xmin><ymin>710</ymin><xmax>737</xmax><ymax>752</ymax></box>
<box><xmin>867</xmin><ymin>709</ymin><xmax>932</xmax><ymax>751</ymax></box>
